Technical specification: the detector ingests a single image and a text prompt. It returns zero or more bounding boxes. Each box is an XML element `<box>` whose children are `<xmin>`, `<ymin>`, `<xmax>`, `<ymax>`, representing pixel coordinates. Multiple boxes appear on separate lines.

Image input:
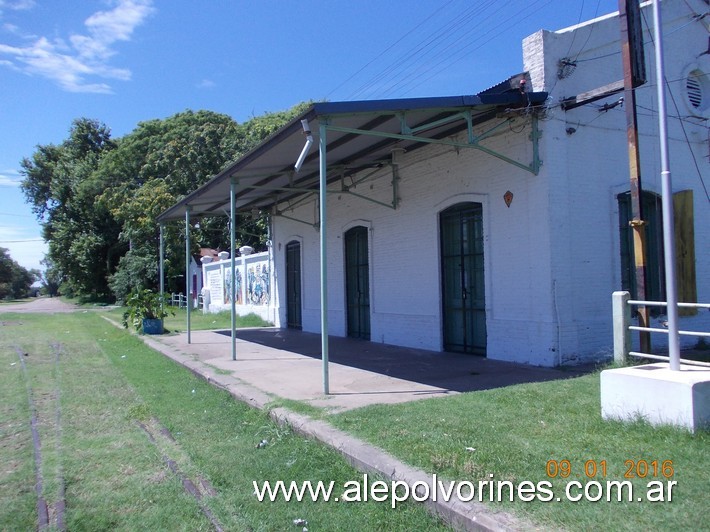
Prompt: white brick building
<box><xmin>160</xmin><ymin>0</ymin><xmax>709</xmax><ymax>367</ymax></box>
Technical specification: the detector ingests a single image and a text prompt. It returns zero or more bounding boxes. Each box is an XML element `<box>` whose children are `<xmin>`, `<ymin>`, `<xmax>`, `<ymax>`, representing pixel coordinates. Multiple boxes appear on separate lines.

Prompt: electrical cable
<box><xmin>390</xmin><ymin>0</ymin><xmax>551</xmax><ymax>98</ymax></box>
<box><xmin>640</xmin><ymin>6</ymin><xmax>710</xmax><ymax>203</ymax></box>
<box><xmin>325</xmin><ymin>0</ymin><xmax>458</xmax><ymax>100</ymax></box>
<box><xmin>345</xmin><ymin>1</ymin><xmax>488</xmax><ymax>100</ymax></box>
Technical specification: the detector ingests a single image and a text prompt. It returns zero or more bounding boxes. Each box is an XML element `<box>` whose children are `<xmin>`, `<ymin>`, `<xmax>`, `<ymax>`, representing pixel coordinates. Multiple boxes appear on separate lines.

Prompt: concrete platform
<box><xmin>152</xmin><ymin>327</ymin><xmax>592</xmax><ymax>412</ymax></box>
<box><xmin>126</xmin><ymin>324</ymin><xmax>598</xmax><ymax>531</ymax></box>
<box><xmin>600</xmin><ymin>363</ymin><xmax>710</xmax><ymax>432</ymax></box>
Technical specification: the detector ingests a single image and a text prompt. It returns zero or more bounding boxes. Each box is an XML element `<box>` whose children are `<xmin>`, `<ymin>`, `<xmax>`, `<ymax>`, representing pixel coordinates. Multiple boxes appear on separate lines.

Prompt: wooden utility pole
<box><xmin>619</xmin><ymin>0</ymin><xmax>651</xmax><ymax>352</ymax></box>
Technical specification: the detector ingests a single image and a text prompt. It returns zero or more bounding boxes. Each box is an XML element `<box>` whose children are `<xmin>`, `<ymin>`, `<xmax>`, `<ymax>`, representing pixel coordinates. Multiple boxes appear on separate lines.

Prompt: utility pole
<box><xmin>619</xmin><ymin>0</ymin><xmax>651</xmax><ymax>352</ymax></box>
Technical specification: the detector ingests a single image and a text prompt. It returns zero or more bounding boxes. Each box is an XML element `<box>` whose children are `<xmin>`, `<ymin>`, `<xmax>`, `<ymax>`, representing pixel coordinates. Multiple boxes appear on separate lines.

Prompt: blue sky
<box><xmin>0</xmin><ymin>0</ymin><xmax>620</xmax><ymax>272</ymax></box>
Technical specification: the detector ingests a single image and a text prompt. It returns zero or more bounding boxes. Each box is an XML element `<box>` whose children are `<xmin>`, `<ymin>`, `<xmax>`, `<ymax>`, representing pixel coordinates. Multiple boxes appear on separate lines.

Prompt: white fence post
<box><xmin>613</xmin><ymin>291</ymin><xmax>631</xmax><ymax>365</ymax></box>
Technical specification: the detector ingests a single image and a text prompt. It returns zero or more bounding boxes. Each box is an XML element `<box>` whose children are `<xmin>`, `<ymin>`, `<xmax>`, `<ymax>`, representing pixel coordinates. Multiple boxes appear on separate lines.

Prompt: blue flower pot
<box><xmin>142</xmin><ymin>318</ymin><xmax>164</xmax><ymax>335</ymax></box>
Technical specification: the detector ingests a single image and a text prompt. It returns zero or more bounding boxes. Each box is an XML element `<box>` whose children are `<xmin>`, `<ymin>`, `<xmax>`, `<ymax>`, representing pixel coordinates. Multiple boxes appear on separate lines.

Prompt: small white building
<box><xmin>159</xmin><ymin>0</ymin><xmax>709</xmax><ymax>367</ymax></box>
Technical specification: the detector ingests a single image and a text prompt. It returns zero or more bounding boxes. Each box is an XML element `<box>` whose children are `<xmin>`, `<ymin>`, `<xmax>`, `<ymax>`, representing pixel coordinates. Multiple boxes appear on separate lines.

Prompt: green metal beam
<box><xmin>529</xmin><ymin>114</ymin><xmax>542</xmax><ymax>175</ymax></box>
<box><xmin>325</xmin><ymin>121</ymin><xmax>541</xmax><ymax>175</ymax></box>
<box><xmin>341</xmin><ymin>188</ymin><xmax>396</xmax><ymax>210</ymax></box>
<box><xmin>406</xmin><ymin>111</ymin><xmax>469</xmax><ymax>135</ymax></box>
<box><xmin>272</xmin><ymin>211</ymin><xmax>318</xmax><ymax>229</ymax></box>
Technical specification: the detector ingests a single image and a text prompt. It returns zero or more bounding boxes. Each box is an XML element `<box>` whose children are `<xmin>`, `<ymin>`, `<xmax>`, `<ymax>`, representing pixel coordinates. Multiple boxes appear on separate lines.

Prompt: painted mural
<box><xmin>206</xmin><ymin>268</ymin><xmax>223</xmax><ymax>306</ymax></box>
<box><xmin>248</xmin><ymin>263</ymin><xmax>270</xmax><ymax>305</ymax></box>
<box><xmin>224</xmin><ymin>267</ymin><xmax>243</xmax><ymax>305</ymax></box>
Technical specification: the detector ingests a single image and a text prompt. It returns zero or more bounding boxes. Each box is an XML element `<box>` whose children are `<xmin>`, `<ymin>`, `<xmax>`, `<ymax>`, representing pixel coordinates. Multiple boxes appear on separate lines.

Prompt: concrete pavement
<box><xmin>151</xmin><ymin>327</ymin><xmax>591</xmax><ymax>412</ymax></box>
<box><xmin>107</xmin><ymin>320</ymin><xmax>594</xmax><ymax>530</ymax></box>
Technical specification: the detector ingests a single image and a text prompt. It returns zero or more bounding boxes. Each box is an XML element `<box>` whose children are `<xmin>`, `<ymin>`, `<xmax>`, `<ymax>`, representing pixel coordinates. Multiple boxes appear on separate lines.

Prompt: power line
<box><xmin>345</xmin><ymin>1</ymin><xmax>489</xmax><ymax>100</ymax></box>
<box><xmin>325</xmin><ymin>0</ymin><xmax>458</xmax><ymax>100</ymax></box>
<box><xmin>392</xmin><ymin>0</ymin><xmax>553</xmax><ymax>98</ymax></box>
<box><xmin>640</xmin><ymin>6</ymin><xmax>710</xmax><ymax>204</ymax></box>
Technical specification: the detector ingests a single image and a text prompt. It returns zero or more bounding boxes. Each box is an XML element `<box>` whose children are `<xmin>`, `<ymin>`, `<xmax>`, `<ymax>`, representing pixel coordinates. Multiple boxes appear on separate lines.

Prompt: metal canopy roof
<box><xmin>157</xmin><ymin>77</ymin><xmax>548</xmax><ymax>223</ymax></box>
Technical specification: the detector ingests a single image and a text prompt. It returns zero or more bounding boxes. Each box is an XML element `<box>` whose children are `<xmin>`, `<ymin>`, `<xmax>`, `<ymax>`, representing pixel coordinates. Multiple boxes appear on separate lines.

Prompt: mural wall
<box><xmin>201</xmin><ymin>250</ymin><xmax>273</xmax><ymax>322</ymax></box>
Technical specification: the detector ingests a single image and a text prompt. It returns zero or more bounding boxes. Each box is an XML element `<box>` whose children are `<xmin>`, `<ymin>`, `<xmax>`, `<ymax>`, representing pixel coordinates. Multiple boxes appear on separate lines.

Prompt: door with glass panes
<box><xmin>345</xmin><ymin>226</ymin><xmax>370</xmax><ymax>340</ymax></box>
<box><xmin>285</xmin><ymin>241</ymin><xmax>302</xmax><ymax>329</ymax></box>
<box><xmin>440</xmin><ymin>203</ymin><xmax>486</xmax><ymax>355</ymax></box>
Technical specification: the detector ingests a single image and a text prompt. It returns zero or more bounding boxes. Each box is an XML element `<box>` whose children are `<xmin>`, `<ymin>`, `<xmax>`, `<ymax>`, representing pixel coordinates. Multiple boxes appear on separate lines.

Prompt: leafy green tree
<box><xmin>39</xmin><ymin>257</ymin><xmax>61</xmax><ymax>297</ymax></box>
<box><xmin>20</xmin><ymin>103</ymin><xmax>312</xmax><ymax>301</ymax></box>
<box><xmin>99</xmin><ymin>106</ymin><xmax>310</xmax><ymax>297</ymax></box>
<box><xmin>20</xmin><ymin>118</ymin><xmax>119</xmax><ymax>300</ymax></box>
<box><xmin>97</xmin><ymin>110</ymin><xmax>243</xmax><ymax>296</ymax></box>
<box><xmin>0</xmin><ymin>248</ymin><xmax>38</xmax><ymax>299</ymax></box>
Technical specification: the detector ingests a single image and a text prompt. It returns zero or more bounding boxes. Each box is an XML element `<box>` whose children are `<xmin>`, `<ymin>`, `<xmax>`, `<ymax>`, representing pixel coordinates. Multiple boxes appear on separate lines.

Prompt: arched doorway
<box><xmin>344</xmin><ymin>226</ymin><xmax>370</xmax><ymax>340</ymax></box>
<box><xmin>285</xmin><ymin>240</ymin><xmax>302</xmax><ymax>329</ymax></box>
<box><xmin>440</xmin><ymin>202</ymin><xmax>486</xmax><ymax>355</ymax></box>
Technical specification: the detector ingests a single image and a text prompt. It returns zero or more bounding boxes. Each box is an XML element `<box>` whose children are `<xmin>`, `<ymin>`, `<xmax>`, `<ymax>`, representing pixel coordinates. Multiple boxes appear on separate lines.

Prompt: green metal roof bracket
<box><xmin>399</xmin><ymin>113</ymin><xmax>412</xmax><ymax>135</ymax></box>
<box><xmin>346</xmin><ymin>165</ymin><xmax>384</xmax><ymax>189</ymax></box>
<box><xmin>272</xmin><ymin>211</ymin><xmax>318</xmax><ymax>229</ymax></box>
<box><xmin>408</xmin><ymin>111</ymin><xmax>469</xmax><ymax>135</ymax></box>
<box><xmin>473</xmin><ymin>117</ymin><xmax>513</xmax><ymax>143</ymax></box>
<box><xmin>340</xmin><ymin>189</ymin><xmax>397</xmax><ymax>210</ymax></box>
<box><xmin>391</xmin><ymin>148</ymin><xmax>405</xmax><ymax>210</ymax></box>
<box><xmin>325</xmin><ymin>122</ymin><xmax>540</xmax><ymax>175</ymax></box>
<box><xmin>529</xmin><ymin>114</ymin><xmax>542</xmax><ymax>175</ymax></box>
<box><xmin>281</xmin><ymin>190</ymin><xmax>317</xmax><ymax>213</ymax></box>
<box><xmin>466</xmin><ymin>111</ymin><xmax>474</xmax><ymax>144</ymax></box>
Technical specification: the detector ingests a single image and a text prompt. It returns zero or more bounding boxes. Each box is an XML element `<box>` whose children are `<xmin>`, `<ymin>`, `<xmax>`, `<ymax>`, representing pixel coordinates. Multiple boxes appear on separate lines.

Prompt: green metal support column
<box><xmin>185</xmin><ymin>206</ymin><xmax>191</xmax><ymax>344</ymax></box>
<box><xmin>159</xmin><ymin>223</ymin><xmax>165</xmax><ymax>313</ymax></box>
<box><xmin>319</xmin><ymin>122</ymin><xmax>330</xmax><ymax>395</ymax></box>
<box><xmin>230</xmin><ymin>177</ymin><xmax>237</xmax><ymax>361</ymax></box>
<box><xmin>530</xmin><ymin>114</ymin><xmax>542</xmax><ymax>175</ymax></box>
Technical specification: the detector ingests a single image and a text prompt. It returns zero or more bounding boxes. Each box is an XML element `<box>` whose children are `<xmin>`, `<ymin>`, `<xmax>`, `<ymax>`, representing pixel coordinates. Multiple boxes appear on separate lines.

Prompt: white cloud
<box><xmin>0</xmin><ymin>169</ymin><xmax>21</xmax><ymax>187</ymax></box>
<box><xmin>0</xmin><ymin>0</ymin><xmax>154</xmax><ymax>93</ymax></box>
<box><xmin>0</xmin><ymin>1</ymin><xmax>37</xmax><ymax>14</ymax></box>
<box><xmin>197</xmin><ymin>79</ymin><xmax>216</xmax><ymax>89</ymax></box>
<box><xmin>0</xmin><ymin>224</ymin><xmax>46</xmax><ymax>272</ymax></box>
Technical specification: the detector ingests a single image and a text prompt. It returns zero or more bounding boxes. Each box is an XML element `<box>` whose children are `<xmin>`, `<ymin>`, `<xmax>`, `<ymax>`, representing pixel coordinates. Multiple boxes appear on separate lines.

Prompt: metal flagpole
<box><xmin>651</xmin><ymin>0</ymin><xmax>681</xmax><ymax>370</ymax></box>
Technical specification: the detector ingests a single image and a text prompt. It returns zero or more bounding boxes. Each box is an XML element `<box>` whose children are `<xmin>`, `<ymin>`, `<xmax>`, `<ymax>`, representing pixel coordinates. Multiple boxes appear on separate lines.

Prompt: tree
<box><xmin>39</xmin><ymin>257</ymin><xmax>61</xmax><ymax>297</ymax></box>
<box><xmin>20</xmin><ymin>103</ymin><xmax>312</xmax><ymax>301</ymax></box>
<box><xmin>0</xmin><ymin>248</ymin><xmax>38</xmax><ymax>299</ymax></box>
<box><xmin>97</xmin><ymin>110</ymin><xmax>243</xmax><ymax>297</ymax></box>
<box><xmin>20</xmin><ymin>118</ymin><xmax>119</xmax><ymax>300</ymax></box>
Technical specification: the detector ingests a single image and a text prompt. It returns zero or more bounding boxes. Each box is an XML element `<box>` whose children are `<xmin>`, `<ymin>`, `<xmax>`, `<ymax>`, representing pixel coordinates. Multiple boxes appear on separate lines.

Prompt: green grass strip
<box><xmin>1</xmin><ymin>311</ymin><xmax>452</xmax><ymax>531</ymax></box>
<box><xmin>330</xmin><ymin>370</ymin><xmax>709</xmax><ymax>530</ymax></box>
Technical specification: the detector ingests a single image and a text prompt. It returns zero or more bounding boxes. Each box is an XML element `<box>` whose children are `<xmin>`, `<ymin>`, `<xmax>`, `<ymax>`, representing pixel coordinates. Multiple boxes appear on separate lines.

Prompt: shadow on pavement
<box><xmin>218</xmin><ymin>328</ymin><xmax>596</xmax><ymax>393</ymax></box>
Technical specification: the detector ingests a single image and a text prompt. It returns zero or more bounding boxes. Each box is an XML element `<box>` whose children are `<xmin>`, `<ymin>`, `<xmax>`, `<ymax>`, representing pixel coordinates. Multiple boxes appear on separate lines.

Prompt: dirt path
<box><xmin>0</xmin><ymin>298</ymin><xmax>78</xmax><ymax>314</ymax></box>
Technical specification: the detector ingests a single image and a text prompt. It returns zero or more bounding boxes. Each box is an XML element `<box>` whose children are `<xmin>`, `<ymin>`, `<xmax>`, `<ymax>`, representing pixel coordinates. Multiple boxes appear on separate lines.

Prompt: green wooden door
<box><xmin>440</xmin><ymin>203</ymin><xmax>486</xmax><ymax>355</ymax></box>
<box><xmin>345</xmin><ymin>226</ymin><xmax>370</xmax><ymax>340</ymax></box>
<box><xmin>285</xmin><ymin>240</ymin><xmax>302</xmax><ymax>329</ymax></box>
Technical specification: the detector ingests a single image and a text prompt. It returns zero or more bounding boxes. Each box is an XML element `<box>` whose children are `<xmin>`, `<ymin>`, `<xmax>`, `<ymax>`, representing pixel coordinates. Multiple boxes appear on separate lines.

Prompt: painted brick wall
<box><xmin>526</xmin><ymin>0</ymin><xmax>710</xmax><ymax>361</ymax></box>
<box><xmin>271</xmin><ymin>0</ymin><xmax>709</xmax><ymax>366</ymax></box>
<box><xmin>272</xmin><ymin>117</ymin><xmax>560</xmax><ymax>365</ymax></box>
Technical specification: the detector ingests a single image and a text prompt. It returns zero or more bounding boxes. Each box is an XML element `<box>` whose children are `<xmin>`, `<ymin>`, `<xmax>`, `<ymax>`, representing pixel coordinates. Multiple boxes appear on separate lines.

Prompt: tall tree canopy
<box><xmin>21</xmin><ymin>118</ymin><xmax>118</xmax><ymax>298</ymax></box>
<box><xmin>20</xmin><ymin>104</ymin><xmax>310</xmax><ymax>301</ymax></box>
<box><xmin>0</xmin><ymin>248</ymin><xmax>39</xmax><ymax>299</ymax></box>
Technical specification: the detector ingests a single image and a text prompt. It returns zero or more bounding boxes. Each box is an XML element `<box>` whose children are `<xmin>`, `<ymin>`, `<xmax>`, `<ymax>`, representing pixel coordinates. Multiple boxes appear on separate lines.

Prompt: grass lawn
<box><xmin>328</xmin><ymin>371</ymin><xmax>709</xmax><ymax>530</ymax></box>
<box><xmin>104</xmin><ymin>305</ymin><xmax>272</xmax><ymax>332</ymax></box>
<box><xmin>0</xmin><ymin>311</ymin><xmax>449</xmax><ymax>531</ymax></box>
<box><xmin>4</xmin><ymin>305</ymin><xmax>707</xmax><ymax>530</ymax></box>
<box><xmin>0</xmin><ymin>297</ymin><xmax>34</xmax><ymax>305</ymax></box>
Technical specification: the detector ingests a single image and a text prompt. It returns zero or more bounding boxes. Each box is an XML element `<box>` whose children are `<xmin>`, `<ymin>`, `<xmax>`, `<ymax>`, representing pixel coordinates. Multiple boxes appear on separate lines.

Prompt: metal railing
<box><xmin>168</xmin><ymin>293</ymin><xmax>203</xmax><ymax>309</ymax></box>
<box><xmin>612</xmin><ymin>291</ymin><xmax>710</xmax><ymax>367</ymax></box>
